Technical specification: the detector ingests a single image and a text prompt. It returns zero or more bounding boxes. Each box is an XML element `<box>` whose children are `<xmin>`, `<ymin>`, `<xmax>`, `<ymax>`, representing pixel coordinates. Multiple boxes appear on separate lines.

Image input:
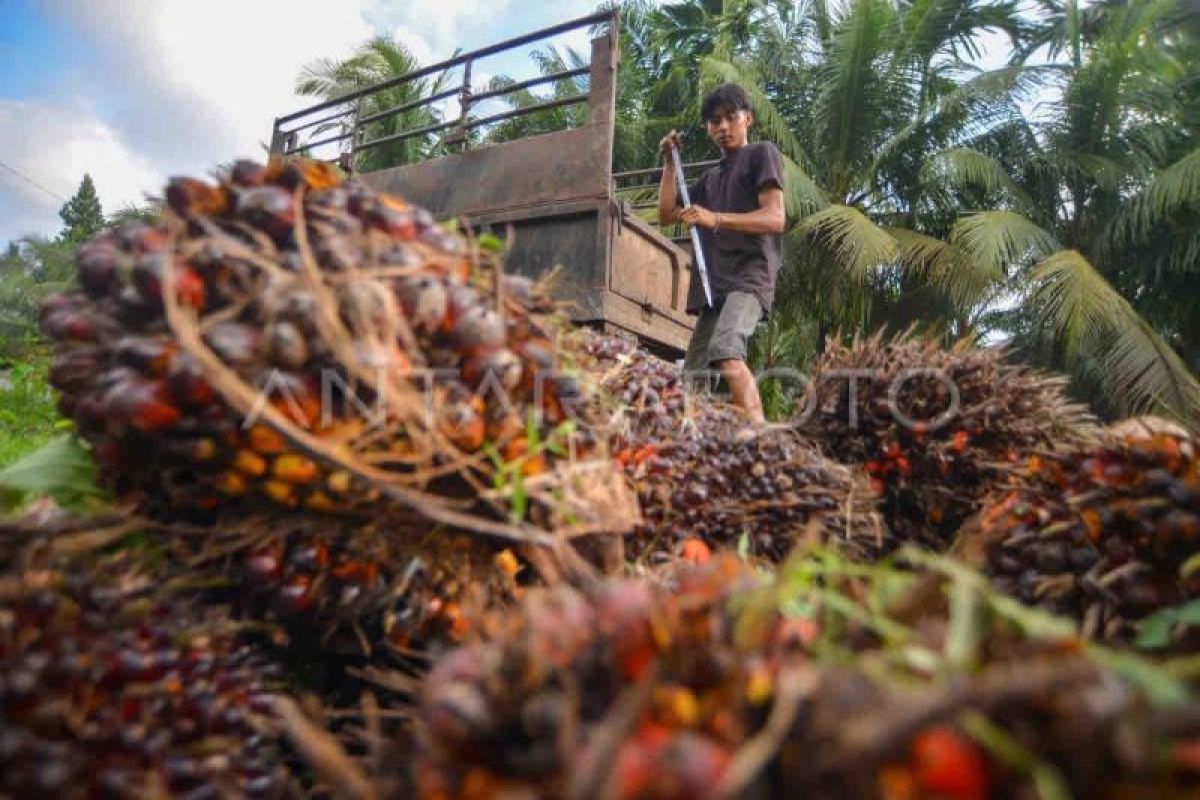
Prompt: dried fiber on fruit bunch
<box><xmin>795</xmin><ymin>330</ymin><xmax>1096</xmax><ymax>552</ymax></box>
<box><xmin>575</xmin><ymin>332</ymin><xmax>885</xmax><ymax>562</ymax></box>
<box><xmin>0</xmin><ymin>558</ymin><xmax>293</xmax><ymax>798</ymax></box>
<box><xmin>410</xmin><ymin>555</ymin><xmax>805</xmax><ymax>799</ymax></box>
<box><xmin>965</xmin><ymin>417</ymin><xmax>1200</xmax><ymax>646</ymax></box>
<box><xmin>42</xmin><ymin>158</ymin><xmax>632</xmax><ymax>541</ymax></box>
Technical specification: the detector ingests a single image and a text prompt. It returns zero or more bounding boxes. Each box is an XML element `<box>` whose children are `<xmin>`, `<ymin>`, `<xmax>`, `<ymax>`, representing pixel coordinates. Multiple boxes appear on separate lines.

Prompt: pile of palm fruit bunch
<box><xmin>574</xmin><ymin>331</ymin><xmax>885</xmax><ymax>562</ymax></box>
<box><xmin>40</xmin><ymin>158</ymin><xmax>627</xmax><ymax>537</ymax></box>
<box><xmin>795</xmin><ymin>330</ymin><xmax>1096</xmax><ymax>551</ymax></box>
<box><xmin>965</xmin><ymin>417</ymin><xmax>1200</xmax><ymax>647</ymax></box>
<box><xmin>0</xmin><ymin>552</ymin><xmax>294</xmax><ymax>798</ymax></box>
<box><xmin>388</xmin><ymin>554</ymin><xmax>1200</xmax><ymax>798</ymax></box>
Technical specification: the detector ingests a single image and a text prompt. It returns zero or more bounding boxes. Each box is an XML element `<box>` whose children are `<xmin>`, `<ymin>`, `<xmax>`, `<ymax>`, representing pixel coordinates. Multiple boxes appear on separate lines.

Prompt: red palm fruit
<box><xmin>515</xmin><ymin>337</ymin><xmax>555</xmax><ymax>392</ymax></box>
<box><xmin>104</xmin><ymin>376</ymin><xmax>181</xmax><ymax>432</ymax></box>
<box><xmin>910</xmin><ymin>726</ymin><xmax>989</xmax><ymax>800</ymax></box>
<box><xmin>76</xmin><ymin>238</ymin><xmax>124</xmax><ymax>298</ymax></box>
<box><xmin>48</xmin><ymin>346</ymin><xmax>101</xmax><ymax>392</ymax></box>
<box><xmin>462</xmin><ymin>347</ymin><xmax>523</xmax><ymax>391</ymax></box>
<box><xmin>229</xmin><ymin>159</ymin><xmax>268</xmax><ymax>187</ymax></box>
<box><xmin>450</xmin><ymin>306</ymin><xmax>506</xmax><ymax>354</ymax></box>
<box><xmin>396</xmin><ymin>274</ymin><xmax>449</xmax><ymax>335</ymax></box>
<box><xmin>438</xmin><ymin>390</ymin><xmax>487</xmax><ymax>452</ymax></box>
<box><xmin>267</xmin><ymin>159</ymin><xmax>342</xmax><ymax>191</ymax></box>
<box><xmin>42</xmin><ymin>309</ymin><xmax>99</xmax><ymax>342</ymax></box>
<box><xmin>166</xmin><ymin>176</ymin><xmax>229</xmax><ymax>217</ymax></box>
<box><xmin>116</xmin><ymin>222</ymin><xmax>168</xmax><ymax>254</ymax></box>
<box><xmin>166</xmin><ymin>352</ymin><xmax>217</xmax><ymax>408</ymax></box>
<box><xmin>594</xmin><ymin>581</ymin><xmax>658</xmax><ymax>681</ymax></box>
<box><xmin>278</xmin><ymin>574</ymin><xmax>315</xmax><ymax>613</ymax></box>
<box><xmin>114</xmin><ymin>336</ymin><xmax>177</xmax><ymax>376</ymax></box>
<box><xmin>204</xmin><ymin>322</ymin><xmax>263</xmax><ymax>370</ymax></box>
<box><xmin>248</xmin><ymin>424</ymin><xmax>287</xmax><ymax>455</ymax></box>
<box><xmin>236</xmin><ymin>185</ymin><xmax>296</xmax><ymax>243</ymax></box>
<box><xmin>363</xmin><ymin>203</ymin><xmax>420</xmax><ymax>239</ymax></box>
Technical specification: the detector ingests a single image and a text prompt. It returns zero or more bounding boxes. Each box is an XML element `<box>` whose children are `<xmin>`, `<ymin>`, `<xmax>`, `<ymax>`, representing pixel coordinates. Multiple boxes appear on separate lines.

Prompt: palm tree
<box><xmin>611</xmin><ymin>0</ymin><xmax>1199</xmax><ymax>425</ymax></box>
<box><xmin>295</xmin><ymin>37</ymin><xmax>454</xmax><ymax>173</ymax></box>
<box><xmin>479</xmin><ymin>46</ymin><xmax>592</xmax><ymax>145</ymax></box>
<box><xmin>934</xmin><ymin>0</ymin><xmax>1200</xmax><ymax>422</ymax></box>
<box><xmin>0</xmin><ymin>237</ymin><xmax>76</xmax><ymax>358</ymax></box>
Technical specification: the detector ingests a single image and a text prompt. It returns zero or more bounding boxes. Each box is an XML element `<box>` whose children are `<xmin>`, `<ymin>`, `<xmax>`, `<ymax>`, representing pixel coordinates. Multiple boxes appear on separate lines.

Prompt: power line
<box><xmin>0</xmin><ymin>160</ymin><xmax>67</xmax><ymax>204</ymax></box>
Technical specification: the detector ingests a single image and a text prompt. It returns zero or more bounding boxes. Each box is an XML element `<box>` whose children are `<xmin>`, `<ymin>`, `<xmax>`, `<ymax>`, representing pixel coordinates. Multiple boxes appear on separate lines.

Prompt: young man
<box><xmin>657</xmin><ymin>83</ymin><xmax>786</xmax><ymax>424</ymax></box>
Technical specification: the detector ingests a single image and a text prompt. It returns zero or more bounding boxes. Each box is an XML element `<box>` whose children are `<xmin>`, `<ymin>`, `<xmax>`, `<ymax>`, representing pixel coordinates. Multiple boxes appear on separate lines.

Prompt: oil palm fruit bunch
<box><xmin>969</xmin><ymin>419</ymin><xmax>1200</xmax><ymax>644</ymax></box>
<box><xmin>42</xmin><ymin>158</ymin><xmax>622</xmax><ymax>533</ymax></box>
<box><xmin>411</xmin><ymin>555</ymin><xmax>793</xmax><ymax>798</ymax></box>
<box><xmin>213</xmin><ymin>518</ymin><xmax>527</xmax><ymax>668</ymax></box>
<box><xmin>0</xmin><ymin>559</ymin><xmax>291</xmax><ymax>798</ymax></box>
<box><xmin>795</xmin><ymin>330</ymin><xmax>1095</xmax><ymax>552</ymax></box>
<box><xmin>575</xmin><ymin>332</ymin><xmax>885</xmax><ymax>562</ymax></box>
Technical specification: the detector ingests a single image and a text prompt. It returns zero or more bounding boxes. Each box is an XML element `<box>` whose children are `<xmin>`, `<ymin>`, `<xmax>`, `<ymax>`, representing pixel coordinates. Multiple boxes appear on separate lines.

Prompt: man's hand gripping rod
<box><xmin>670</xmin><ymin>143</ymin><xmax>714</xmax><ymax>308</ymax></box>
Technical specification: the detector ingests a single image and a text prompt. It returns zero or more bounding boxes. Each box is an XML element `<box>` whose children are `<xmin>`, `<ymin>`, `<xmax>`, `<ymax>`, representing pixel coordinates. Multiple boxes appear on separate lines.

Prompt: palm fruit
<box><xmin>219</xmin><ymin>519</ymin><xmax>526</xmax><ymax>665</ymax></box>
<box><xmin>795</xmin><ymin>330</ymin><xmax>1096</xmax><ymax>552</ymax></box>
<box><xmin>411</xmin><ymin>556</ymin><xmax>776</xmax><ymax>799</ymax></box>
<box><xmin>400</xmin><ymin>556</ymin><xmax>1200</xmax><ymax>800</ymax></box>
<box><xmin>0</xmin><ymin>561</ymin><xmax>290</xmax><ymax>798</ymax></box>
<box><xmin>42</xmin><ymin>158</ymin><xmax>617</xmax><ymax>530</ymax></box>
<box><xmin>576</xmin><ymin>331</ymin><xmax>885</xmax><ymax>562</ymax></box>
<box><xmin>966</xmin><ymin>419</ymin><xmax>1200</xmax><ymax>645</ymax></box>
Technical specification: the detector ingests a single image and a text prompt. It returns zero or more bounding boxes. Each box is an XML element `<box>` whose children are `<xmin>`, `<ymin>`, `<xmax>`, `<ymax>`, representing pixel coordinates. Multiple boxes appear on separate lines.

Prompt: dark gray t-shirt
<box><xmin>682</xmin><ymin>140</ymin><xmax>785</xmax><ymax>315</ymax></box>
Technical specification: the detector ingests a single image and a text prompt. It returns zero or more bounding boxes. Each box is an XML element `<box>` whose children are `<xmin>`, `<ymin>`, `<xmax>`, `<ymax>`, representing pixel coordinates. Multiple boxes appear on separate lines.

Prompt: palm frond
<box><xmin>782</xmin><ymin>158</ymin><xmax>831</xmax><ymax>220</ymax></box>
<box><xmin>921</xmin><ymin>147</ymin><xmax>1035</xmax><ymax>211</ymax></box>
<box><xmin>949</xmin><ymin>210</ymin><xmax>1059</xmax><ymax>276</ymax></box>
<box><xmin>889</xmin><ymin>227</ymin><xmax>996</xmax><ymax>312</ymax></box>
<box><xmin>1031</xmin><ymin>248</ymin><xmax>1200</xmax><ymax>424</ymax></box>
<box><xmin>797</xmin><ymin>204</ymin><xmax>897</xmax><ymax>280</ymax></box>
<box><xmin>1113</xmin><ymin>145</ymin><xmax>1200</xmax><ymax>248</ymax></box>
<box><xmin>868</xmin><ymin>65</ymin><xmax>1059</xmax><ymax>181</ymax></box>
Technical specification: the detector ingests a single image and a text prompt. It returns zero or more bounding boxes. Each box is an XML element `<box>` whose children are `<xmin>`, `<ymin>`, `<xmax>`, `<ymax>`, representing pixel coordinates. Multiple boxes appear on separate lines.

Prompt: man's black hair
<box><xmin>701</xmin><ymin>83</ymin><xmax>752</xmax><ymax>121</ymax></box>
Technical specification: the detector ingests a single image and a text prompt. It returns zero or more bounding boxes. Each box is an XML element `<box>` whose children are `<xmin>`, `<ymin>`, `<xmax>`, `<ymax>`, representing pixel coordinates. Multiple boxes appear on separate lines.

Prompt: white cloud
<box><xmin>0</xmin><ymin>100</ymin><xmax>162</xmax><ymax>244</ymax></box>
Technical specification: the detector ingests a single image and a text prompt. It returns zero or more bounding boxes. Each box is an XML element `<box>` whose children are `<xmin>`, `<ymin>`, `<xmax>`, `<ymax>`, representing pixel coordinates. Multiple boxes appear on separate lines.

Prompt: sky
<box><xmin>0</xmin><ymin>0</ymin><xmax>604</xmax><ymax>246</ymax></box>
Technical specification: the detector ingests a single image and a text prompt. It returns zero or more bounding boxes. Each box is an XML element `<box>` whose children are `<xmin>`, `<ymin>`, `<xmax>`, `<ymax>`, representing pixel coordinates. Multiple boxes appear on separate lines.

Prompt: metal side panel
<box><xmin>358</xmin><ymin>125</ymin><xmax>611</xmax><ymax>221</ymax></box>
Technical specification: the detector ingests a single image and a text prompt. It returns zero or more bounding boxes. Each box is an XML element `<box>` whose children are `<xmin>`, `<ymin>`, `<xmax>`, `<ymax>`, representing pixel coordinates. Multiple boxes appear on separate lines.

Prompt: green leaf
<box><xmin>0</xmin><ymin>435</ymin><xmax>105</xmax><ymax>513</ymax></box>
<box><xmin>945</xmin><ymin>574</ymin><xmax>985</xmax><ymax>670</ymax></box>
<box><xmin>1087</xmin><ymin>644</ymin><xmax>1192</xmax><ymax>706</ymax></box>
<box><xmin>961</xmin><ymin>712</ymin><xmax>1072</xmax><ymax>800</ymax></box>
<box><xmin>1031</xmin><ymin>248</ymin><xmax>1200</xmax><ymax>423</ymax></box>
<box><xmin>477</xmin><ymin>233</ymin><xmax>505</xmax><ymax>254</ymax></box>
<box><xmin>798</xmin><ymin>204</ymin><xmax>897</xmax><ymax>280</ymax></box>
<box><xmin>1136</xmin><ymin>600</ymin><xmax>1200</xmax><ymax>650</ymax></box>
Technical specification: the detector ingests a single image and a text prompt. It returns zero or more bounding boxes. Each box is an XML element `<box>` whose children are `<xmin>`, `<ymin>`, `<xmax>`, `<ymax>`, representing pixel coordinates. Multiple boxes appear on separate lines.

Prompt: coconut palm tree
<box><xmin>931</xmin><ymin>0</ymin><xmax>1200</xmax><ymax>423</ymax></box>
<box><xmin>295</xmin><ymin>37</ymin><xmax>454</xmax><ymax>173</ymax></box>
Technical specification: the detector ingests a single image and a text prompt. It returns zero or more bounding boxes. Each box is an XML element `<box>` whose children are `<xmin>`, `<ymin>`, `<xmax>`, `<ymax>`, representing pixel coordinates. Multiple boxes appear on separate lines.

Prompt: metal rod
<box><xmin>284</xmin><ymin>129</ymin><xmax>352</xmax><ymax>153</ymax></box>
<box><xmin>276</xmin><ymin>10</ymin><xmax>616</xmax><ymax>125</ymax></box>
<box><xmin>670</xmin><ymin>143</ymin><xmax>713</xmax><ymax>307</ymax></box>
<box><xmin>462</xmin><ymin>93</ymin><xmax>588</xmax><ymax>131</ymax></box>
<box><xmin>469</xmin><ymin>66</ymin><xmax>591</xmax><ymax>104</ymax></box>
<box><xmin>356</xmin><ymin>87</ymin><xmax>459</xmax><ymax>126</ymax></box>
<box><xmin>356</xmin><ymin>118</ymin><xmax>459</xmax><ymax>153</ymax></box>
<box><xmin>281</xmin><ymin>106</ymin><xmax>355</xmax><ymax>135</ymax></box>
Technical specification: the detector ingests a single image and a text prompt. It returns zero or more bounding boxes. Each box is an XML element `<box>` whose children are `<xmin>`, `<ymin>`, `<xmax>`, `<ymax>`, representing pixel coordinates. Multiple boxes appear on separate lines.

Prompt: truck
<box><xmin>269</xmin><ymin>10</ymin><xmax>704</xmax><ymax>357</ymax></box>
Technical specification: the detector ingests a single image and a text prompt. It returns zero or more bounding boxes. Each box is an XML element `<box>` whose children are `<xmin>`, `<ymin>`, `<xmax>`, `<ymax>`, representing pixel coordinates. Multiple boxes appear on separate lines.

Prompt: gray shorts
<box><xmin>683</xmin><ymin>291</ymin><xmax>762</xmax><ymax>374</ymax></box>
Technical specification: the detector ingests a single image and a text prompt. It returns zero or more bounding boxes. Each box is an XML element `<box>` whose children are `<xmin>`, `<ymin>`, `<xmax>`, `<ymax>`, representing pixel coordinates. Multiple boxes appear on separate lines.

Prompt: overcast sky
<box><xmin>0</xmin><ymin>0</ymin><xmax>604</xmax><ymax>246</ymax></box>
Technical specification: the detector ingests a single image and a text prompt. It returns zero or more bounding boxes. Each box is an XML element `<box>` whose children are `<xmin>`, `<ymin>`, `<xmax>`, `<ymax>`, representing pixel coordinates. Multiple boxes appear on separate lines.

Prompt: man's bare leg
<box><xmin>715</xmin><ymin>358</ymin><xmax>764</xmax><ymax>423</ymax></box>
